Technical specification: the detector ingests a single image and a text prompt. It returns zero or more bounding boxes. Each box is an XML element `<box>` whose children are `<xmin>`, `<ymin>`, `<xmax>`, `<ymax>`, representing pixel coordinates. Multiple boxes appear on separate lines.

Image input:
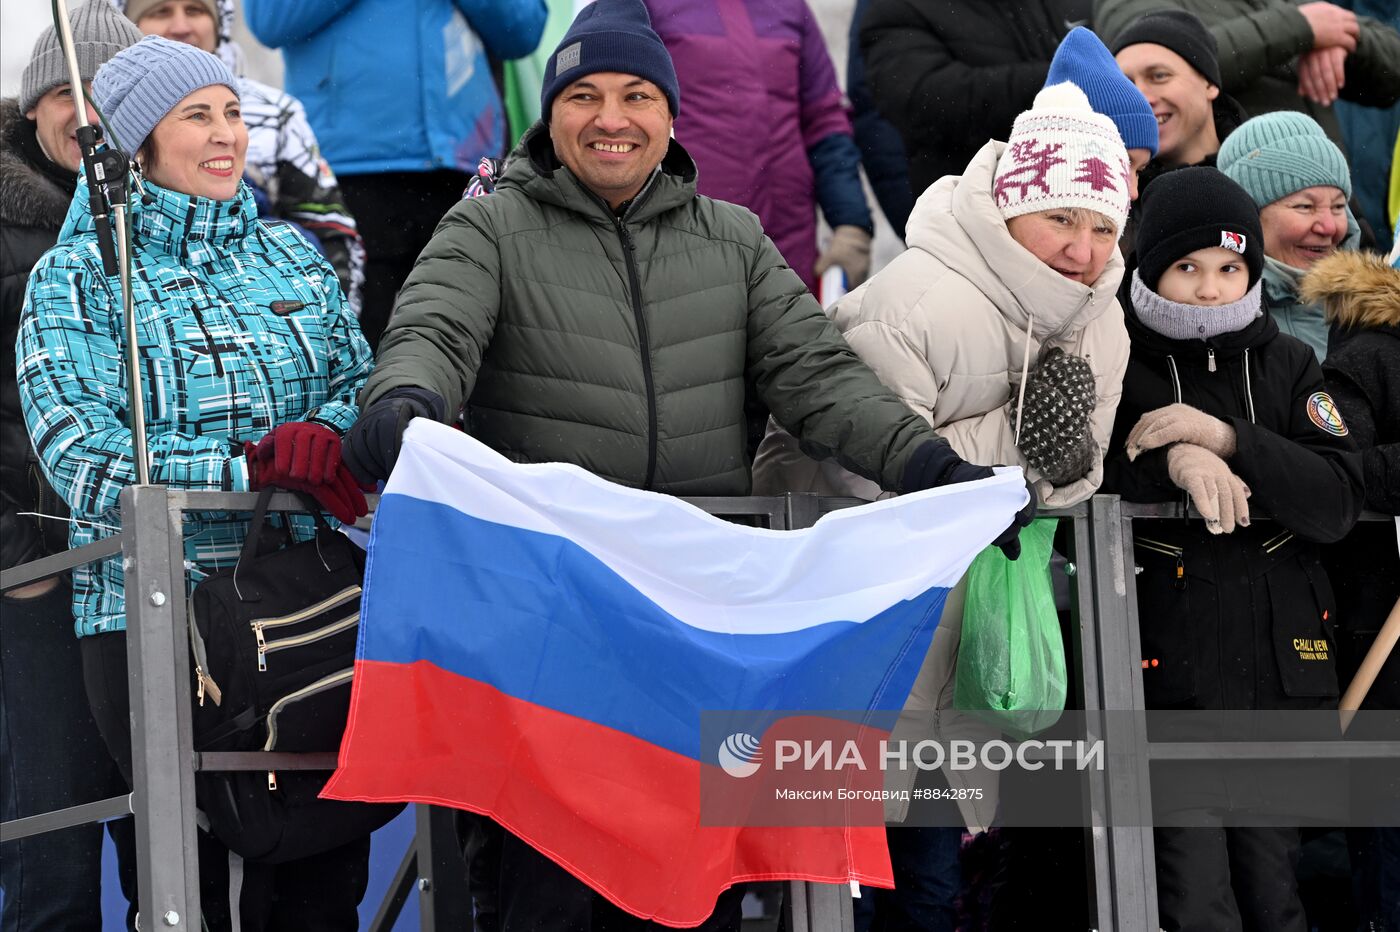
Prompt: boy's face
<box><xmin>1154</xmin><ymin>246</ymin><xmax>1250</xmax><ymax>306</ymax></box>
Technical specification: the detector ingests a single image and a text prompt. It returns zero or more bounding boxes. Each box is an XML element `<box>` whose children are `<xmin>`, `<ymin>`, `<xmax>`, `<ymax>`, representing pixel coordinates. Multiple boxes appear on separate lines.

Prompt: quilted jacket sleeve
<box><xmin>740</xmin><ymin>222</ymin><xmax>941</xmax><ymax>493</ymax></box>
<box><xmin>360</xmin><ymin>197</ymin><xmax>502</xmax><ymax>417</ymax></box>
<box><xmin>1093</xmin><ymin>0</ymin><xmax>1313</xmax><ymax>92</ymax></box>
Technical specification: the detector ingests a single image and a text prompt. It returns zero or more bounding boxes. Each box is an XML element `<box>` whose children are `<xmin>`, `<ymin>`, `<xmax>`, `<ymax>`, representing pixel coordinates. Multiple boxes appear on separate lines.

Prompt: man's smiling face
<box><xmin>549</xmin><ymin>71</ymin><xmax>673</xmax><ymax>210</ymax></box>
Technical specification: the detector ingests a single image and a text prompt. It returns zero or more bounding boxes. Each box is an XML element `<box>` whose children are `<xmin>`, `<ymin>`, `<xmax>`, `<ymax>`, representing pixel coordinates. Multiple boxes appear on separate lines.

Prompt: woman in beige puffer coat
<box><xmin>754</xmin><ymin>83</ymin><xmax>1132</xmax><ymax>831</ymax></box>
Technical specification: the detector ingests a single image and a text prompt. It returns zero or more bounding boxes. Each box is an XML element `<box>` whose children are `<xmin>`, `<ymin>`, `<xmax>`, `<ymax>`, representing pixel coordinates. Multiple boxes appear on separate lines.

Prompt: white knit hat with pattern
<box><xmin>993</xmin><ymin>82</ymin><xmax>1132</xmax><ymax>235</ymax></box>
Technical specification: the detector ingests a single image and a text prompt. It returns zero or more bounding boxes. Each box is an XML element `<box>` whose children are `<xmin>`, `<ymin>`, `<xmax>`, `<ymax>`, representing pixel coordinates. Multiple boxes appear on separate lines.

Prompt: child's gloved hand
<box><xmin>1127</xmin><ymin>403</ymin><xmax>1237</xmax><ymax>461</ymax></box>
<box><xmin>1165</xmin><ymin>442</ymin><xmax>1251</xmax><ymax>534</ymax></box>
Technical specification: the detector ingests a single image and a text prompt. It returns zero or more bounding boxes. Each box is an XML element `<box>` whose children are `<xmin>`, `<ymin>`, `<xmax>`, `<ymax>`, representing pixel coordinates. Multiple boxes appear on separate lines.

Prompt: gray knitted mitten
<box><xmin>1013</xmin><ymin>348</ymin><xmax>1098</xmax><ymax>484</ymax></box>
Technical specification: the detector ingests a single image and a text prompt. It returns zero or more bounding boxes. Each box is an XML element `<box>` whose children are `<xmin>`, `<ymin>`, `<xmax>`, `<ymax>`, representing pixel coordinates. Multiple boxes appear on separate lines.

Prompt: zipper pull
<box><xmin>194</xmin><ymin>664</ymin><xmax>222</xmax><ymax>707</ymax></box>
<box><xmin>267</xmin><ymin>771</ymin><xmax>278</xmax><ymax>791</ymax></box>
<box><xmin>1207</xmin><ymin>349</ymin><xmax>1217</xmax><ymax>373</ymax></box>
<box><xmin>253</xmin><ymin>623</ymin><xmax>268</xmax><ymax>672</ymax></box>
<box><xmin>1173</xmin><ymin>556</ymin><xmax>1186</xmax><ymax>591</ymax></box>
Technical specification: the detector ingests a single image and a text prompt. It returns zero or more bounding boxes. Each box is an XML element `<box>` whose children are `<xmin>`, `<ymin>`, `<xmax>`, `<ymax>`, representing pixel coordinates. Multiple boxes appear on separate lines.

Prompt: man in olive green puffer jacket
<box><xmin>343</xmin><ymin>3</ymin><xmax>1033</xmax><ymax>926</ymax></box>
<box><xmin>344</xmin><ymin>0</ymin><xmax>1032</xmax><ymax>511</ymax></box>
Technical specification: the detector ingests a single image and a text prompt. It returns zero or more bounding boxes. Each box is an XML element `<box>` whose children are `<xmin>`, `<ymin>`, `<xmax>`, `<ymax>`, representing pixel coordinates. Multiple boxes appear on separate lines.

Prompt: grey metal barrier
<box><xmin>2</xmin><ymin>489</ymin><xmax>1395</xmax><ymax>931</ymax></box>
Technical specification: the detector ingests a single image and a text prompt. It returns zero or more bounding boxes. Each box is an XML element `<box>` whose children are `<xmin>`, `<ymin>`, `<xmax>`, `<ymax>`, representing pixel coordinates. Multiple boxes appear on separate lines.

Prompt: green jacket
<box><xmin>365</xmin><ymin>125</ymin><xmax>938</xmax><ymax>496</ymax></box>
<box><xmin>1094</xmin><ymin>0</ymin><xmax>1400</xmax><ymax>149</ymax></box>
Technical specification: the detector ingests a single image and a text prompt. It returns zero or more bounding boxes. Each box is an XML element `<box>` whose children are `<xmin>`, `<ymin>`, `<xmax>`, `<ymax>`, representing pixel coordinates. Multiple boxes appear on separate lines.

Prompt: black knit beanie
<box><xmin>1111</xmin><ymin>9</ymin><xmax>1222</xmax><ymax>88</ymax></box>
<box><xmin>540</xmin><ymin>0</ymin><xmax>680</xmax><ymax>118</ymax></box>
<box><xmin>1137</xmin><ymin>167</ymin><xmax>1264</xmax><ymax>291</ymax></box>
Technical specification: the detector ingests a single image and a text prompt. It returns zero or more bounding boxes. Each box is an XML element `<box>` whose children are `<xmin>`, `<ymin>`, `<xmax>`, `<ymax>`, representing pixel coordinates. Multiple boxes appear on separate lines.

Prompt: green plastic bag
<box><xmin>953</xmin><ymin>518</ymin><xmax>1065</xmax><ymax>739</ymax></box>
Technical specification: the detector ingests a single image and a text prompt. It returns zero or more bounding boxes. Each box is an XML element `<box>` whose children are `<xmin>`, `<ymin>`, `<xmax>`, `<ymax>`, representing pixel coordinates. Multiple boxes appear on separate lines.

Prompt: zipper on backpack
<box><xmin>256</xmin><ymin>614</ymin><xmax>359</xmax><ymax>671</ymax></box>
<box><xmin>248</xmin><ymin>586</ymin><xmax>360</xmax><ymax>672</ymax></box>
<box><xmin>188</xmin><ymin>595</ymin><xmax>222</xmax><ymax>706</ymax></box>
<box><xmin>262</xmin><ymin>667</ymin><xmax>355</xmax><ymax>753</ymax></box>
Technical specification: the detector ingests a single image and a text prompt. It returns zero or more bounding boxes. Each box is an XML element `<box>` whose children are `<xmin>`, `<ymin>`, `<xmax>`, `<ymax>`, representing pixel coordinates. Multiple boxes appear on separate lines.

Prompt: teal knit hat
<box><xmin>1217</xmin><ymin>111</ymin><xmax>1351</xmax><ymax>207</ymax></box>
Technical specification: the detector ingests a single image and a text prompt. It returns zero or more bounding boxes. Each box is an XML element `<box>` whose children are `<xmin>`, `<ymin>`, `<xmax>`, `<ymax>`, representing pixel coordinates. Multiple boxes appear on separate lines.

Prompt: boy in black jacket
<box><xmin>1102</xmin><ymin>167</ymin><xmax>1363</xmax><ymax>931</ymax></box>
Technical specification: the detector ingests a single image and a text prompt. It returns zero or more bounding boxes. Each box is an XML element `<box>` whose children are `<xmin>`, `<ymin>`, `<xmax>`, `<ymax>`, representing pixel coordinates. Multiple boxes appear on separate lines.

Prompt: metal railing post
<box><xmin>416</xmin><ymin>805</ymin><xmax>472</xmax><ymax>930</ymax></box>
<box><xmin>782</xmin><ymin>493</ymin><xmax>856</xmax><ymax>932</ymax></box>
<box><xmin>122</xmin><ymin>484</ymin><xmax>201</xmax><ymax>928</ymax></box>
<box><xmin>1087</xmin><ymin>495</ymin><xmax>1157</xmax><ymax>931</ymax></box>
<box><xmin>1067</xmin><ymin>509</ymin><xmax>1115</xmax><ymax>931</ymax></box>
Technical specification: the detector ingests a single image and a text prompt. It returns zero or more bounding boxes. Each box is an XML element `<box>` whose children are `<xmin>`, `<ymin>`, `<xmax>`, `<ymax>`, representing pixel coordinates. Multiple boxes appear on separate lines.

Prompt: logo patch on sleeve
<box><xmin>1305</xmin><ymin>391</ymin><xmax>1348</xmax><ymax>436</ymax></box>
<box><xmin>1220</xmin><ymin>231</ymin><xmax>1247</xmax><ymax>254</ymax></box>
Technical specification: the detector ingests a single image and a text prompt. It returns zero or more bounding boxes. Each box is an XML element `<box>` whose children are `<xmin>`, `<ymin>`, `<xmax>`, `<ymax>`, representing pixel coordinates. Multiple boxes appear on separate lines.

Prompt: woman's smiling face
<box><xmin>141</xmin><ymin>84</ymin><xmax>246</xmax><ymax>201</ymax></box>
<box><xmin>1258</xmin><ymin>185</ymin><xmax>1348</xmax><ymax>270</ymax></box>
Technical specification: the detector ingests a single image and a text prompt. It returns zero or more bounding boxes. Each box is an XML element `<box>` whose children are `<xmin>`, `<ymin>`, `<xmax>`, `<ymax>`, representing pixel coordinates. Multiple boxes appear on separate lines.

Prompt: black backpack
<box><xmin>188</xmin><ymin>487</ymin><xmax>402</xmax><ymax>863</ymax></box>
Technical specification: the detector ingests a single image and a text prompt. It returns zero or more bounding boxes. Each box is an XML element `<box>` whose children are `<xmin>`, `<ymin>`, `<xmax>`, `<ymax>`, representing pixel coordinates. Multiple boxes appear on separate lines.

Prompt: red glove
<box><xmin>245</xmin><ymin>422</ymin><xmax>370</xmax><ymax>525</ymax></box>
<box><xmin>247</xmin><ymin>421</ymin><xmax>342</xmax><ymax>485</ymax></box>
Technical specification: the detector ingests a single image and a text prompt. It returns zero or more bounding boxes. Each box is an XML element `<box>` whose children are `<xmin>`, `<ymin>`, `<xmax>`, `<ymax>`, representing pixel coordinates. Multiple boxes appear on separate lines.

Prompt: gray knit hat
<box><xmin>1217</xmin><ymin>111</ymin><xmax>1351</xmax><ymax>208</ymax></box>
<box><xmin>20</xmin><ymin>0</ymin><xmax>144</xmax><ymax>114</ymax></box>
<box><xmin>93</xmin><ymin>35</ymin><xmax>237</xmax><ymax>154</ymax></box>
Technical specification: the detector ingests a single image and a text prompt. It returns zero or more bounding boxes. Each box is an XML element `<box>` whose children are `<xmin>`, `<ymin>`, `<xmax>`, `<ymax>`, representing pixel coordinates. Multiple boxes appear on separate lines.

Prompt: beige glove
<box><xmin>814</xmin><ymin>225</ymin><xmax>872</xmax><ymax>287</ymax></box>
<box><xmin>1166</xmin><ymin>443</ymin><xmax>1251</xmax><ymax>535</ymax></box>
<box><xmin>1126</xmin><ymin>403</ymin><xmax>1236</xmax><ymax>461</ymax></box>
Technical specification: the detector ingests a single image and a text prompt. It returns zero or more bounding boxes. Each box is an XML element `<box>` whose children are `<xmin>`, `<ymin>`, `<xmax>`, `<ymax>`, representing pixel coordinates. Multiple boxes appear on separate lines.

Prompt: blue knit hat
<box><xmin>93</xmin><ymin>35</ymin><xmax>237</xmax><ymax>154</ymax></box>
<box><xmin>540</xmin><ymin>0</ymin><xmax>680</xmax><ymax>118</ymax></box>
<box><xmin>1047</xmin><ymin>27</ymin><xmax>1158</xmax><ymax>156</ymax></box>
<box><xmin>1217</xmin><ymin>111</ymin><xmax>1351</xmax><ymax>207</ymax></box>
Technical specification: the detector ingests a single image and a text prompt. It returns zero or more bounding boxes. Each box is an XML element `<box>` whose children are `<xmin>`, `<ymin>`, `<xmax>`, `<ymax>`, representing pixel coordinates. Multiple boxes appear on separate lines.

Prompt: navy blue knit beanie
<box><xmin>540</xmin><ymin>0</ymin><xmax>680</xmax><ymax>118</ymax></box>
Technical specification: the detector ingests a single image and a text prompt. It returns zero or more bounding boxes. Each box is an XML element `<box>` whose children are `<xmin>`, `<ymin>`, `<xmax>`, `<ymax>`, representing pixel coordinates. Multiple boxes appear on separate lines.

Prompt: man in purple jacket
<box><xmin>646</xmin><ymin>0</ymin><xmax>874</xmax><ymax>294</ymax></box>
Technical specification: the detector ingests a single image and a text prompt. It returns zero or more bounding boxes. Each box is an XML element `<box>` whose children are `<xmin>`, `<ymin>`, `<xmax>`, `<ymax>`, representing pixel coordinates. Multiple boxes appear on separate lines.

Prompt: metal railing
<box><xmin>2</xmin><ymin>489</ymin><xmax>1396</xmax><ymax>931</ymax></box>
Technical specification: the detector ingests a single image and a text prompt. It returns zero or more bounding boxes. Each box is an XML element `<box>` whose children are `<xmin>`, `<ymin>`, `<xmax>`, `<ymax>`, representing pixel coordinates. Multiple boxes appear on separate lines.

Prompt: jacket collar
<box><xmin>0</xmin><ymin>98</ymin><xmax>74</xmax><ymax>230</ymax></box>
<box><xmin>58</xmin><ymin>174</ymin><xmax>256</xmax><ymax>266</ymax></box>
<box><xmin>903</xmin><ymin>140</ymin><xmax>1124</xmax><ymax>341</ymax></box>
<box><xmin>502</xmin><ymin>121</ymin><xmax>699</xmax><ymax>225</ymax></box>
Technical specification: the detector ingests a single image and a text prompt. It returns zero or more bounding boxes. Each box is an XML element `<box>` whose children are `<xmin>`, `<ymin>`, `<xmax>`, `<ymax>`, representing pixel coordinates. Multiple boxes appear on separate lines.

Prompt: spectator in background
<box><xmin>245</xmin><ymin>0</ymin><xmax>548</xmax><ymax>350</ymax></box>
<box><xmin>1219</xmin><ymin>110</ymin><xmax>1358</xmax><ymax>361</ymax></box>
<box><xmin>2</xmin><ymin>9</ymin><xmax>143</xmax><ymax>929</ymax></box>
<box><xmin>646</xmin><ymin>0</ymin><xmax>874</xmax><ymax>294</ymax></box>
<box><xmin>119</xmin><ymin>0</ymin><xmax>367</xmax><ymax>317</ymax></box>
<box><xmin>1333</xmin><ymin>0</ymin><xmax>1399</xmax><ymax>255</ymax></box>
<box><xmin>1103</xmin><ymin>165</ymin><xmax>1362</xmax><ymax>932</ymax></box>
<box><xmin>1305</xmin><ymin>247</ymin><xmax>1400</xmax><ymax>932</ymax></box>
<box><xmin>847</xmin><ymin>0</ymin><xmax>914</xmax><ymax>240</ymax></box>
<box><xmin>1110</xmin><ymin>9</ymin><xmax>1249</xmax><ymax>256</ymax></box>
<box><xmin>860</xmin><ymin>0</ymin><xmax>1089</xmax><ymax>199</ymax></box>
<box><xmin>1094</xmin><ymin>0</ymin><xmax>1400</xmax><ymax>160</ymax></box>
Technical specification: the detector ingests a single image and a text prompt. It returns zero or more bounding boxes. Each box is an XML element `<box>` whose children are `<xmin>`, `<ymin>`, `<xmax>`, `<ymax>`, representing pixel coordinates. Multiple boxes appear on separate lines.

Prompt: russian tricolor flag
<box><xmin>322</xmin><ymin>421</ymin><xmax>1027</xmax><ymax>925</ymax></box>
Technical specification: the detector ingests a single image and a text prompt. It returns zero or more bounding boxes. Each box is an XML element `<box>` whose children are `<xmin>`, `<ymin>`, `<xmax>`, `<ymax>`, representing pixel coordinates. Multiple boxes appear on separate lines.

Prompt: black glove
<box><xmin>342</xmin><ymin>387</ymin><xmax>446</xmax><ymax>487</ymax></box>
<box><xmin>1012</xmin><ymin>348</ymin><xmax>1097</xmax><ymax>485</ymax></box>
<box><xmin>902</xmin><ymin>439</ymin><xmax>1038</xmax><ymax>560</ymax></box>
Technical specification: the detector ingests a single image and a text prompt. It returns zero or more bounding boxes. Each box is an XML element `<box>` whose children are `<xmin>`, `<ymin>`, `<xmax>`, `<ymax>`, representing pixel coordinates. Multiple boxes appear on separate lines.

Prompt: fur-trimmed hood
<box><xmin>0</xmin><ymin>98</ymin><xmax>72</xmax><ymax>230</ymax></box>
<box><xmin>1301</xmin><ymin>250</ymin><xmax>1400</xmax><ymax>330</ymax></box>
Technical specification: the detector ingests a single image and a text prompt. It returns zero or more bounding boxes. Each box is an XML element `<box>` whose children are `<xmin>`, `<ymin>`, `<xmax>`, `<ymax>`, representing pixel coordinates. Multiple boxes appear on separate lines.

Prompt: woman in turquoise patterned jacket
<box><xmin>15</xmin><ymin>37</ymin><xmax>373</xmax><ymax>929</ymax></box>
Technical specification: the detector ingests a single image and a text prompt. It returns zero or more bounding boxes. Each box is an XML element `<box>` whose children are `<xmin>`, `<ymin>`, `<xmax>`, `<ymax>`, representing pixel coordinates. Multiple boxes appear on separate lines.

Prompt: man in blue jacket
<box><xmin>245</xmin><ymin>0</ymin><xmax>548</xmax><ymax>350</ymax></box>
